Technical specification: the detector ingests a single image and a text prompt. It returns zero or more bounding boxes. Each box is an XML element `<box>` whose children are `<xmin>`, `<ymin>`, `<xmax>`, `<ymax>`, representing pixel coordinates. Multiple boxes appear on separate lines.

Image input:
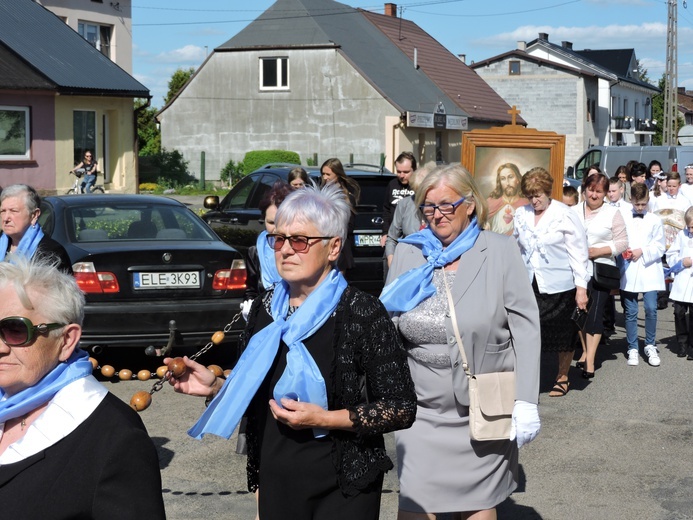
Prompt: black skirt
<box><xmin>532</xmin><ymin>277</ymin><xmax>578</xmax><ymax>352</ymax></box>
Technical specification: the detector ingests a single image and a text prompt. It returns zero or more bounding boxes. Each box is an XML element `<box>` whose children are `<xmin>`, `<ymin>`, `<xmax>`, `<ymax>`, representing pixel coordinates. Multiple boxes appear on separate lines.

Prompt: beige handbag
<box><xmin>442</xmin><ymin>269</ymin><xmax>515</xmax><ymax>441</ymax></box>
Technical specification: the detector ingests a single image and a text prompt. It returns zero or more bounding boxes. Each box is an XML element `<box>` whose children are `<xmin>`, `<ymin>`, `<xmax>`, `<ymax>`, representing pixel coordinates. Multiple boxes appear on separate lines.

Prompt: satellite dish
<box><xmin>678</xmin><ymin>125</ymin><xmax>693</xmax><ymax>146</ymax></box>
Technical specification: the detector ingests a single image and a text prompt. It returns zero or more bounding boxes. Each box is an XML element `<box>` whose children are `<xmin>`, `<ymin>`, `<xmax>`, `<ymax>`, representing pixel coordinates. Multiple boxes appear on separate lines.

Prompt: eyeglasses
<box><xmin>266</xmin><ymin>233</ymin><xmax>334</xmax><ymax>253</ymax></box>
<box><xmin>419</xmin><ymin>197</ymin><xmax>466</xmax><ymax>217</ymax></box>
<box><xmin>0</xmin><ymin>316</ymin><xmax>67</xmax><ymax>347</ymax></box>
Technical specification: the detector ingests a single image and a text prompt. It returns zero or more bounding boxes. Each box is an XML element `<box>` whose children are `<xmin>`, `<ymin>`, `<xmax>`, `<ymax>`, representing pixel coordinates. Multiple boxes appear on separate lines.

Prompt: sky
<box><xmin>131</xmin><ymin>0</ymin><xmax>693</xmax><ymax>109</ymax></box>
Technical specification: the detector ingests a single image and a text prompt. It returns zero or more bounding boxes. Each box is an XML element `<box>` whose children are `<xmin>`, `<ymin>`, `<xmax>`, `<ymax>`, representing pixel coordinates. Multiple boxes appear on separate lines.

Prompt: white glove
<box><xmin>509</xmin><ymin>400</ymin><xmax>540</xmax><ymax>448</ymax></box>
<box><xmin>240</xmin><ymin>299</ymin><xmax>253</xmax><ymax>322</ymax></box>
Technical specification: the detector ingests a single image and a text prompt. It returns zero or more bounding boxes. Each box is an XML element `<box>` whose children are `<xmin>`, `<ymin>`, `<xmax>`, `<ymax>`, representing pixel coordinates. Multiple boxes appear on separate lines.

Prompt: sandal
<box><xmin>549</xmin><ymin>379</ymin><xmax>570</xmax><ymax>397</ymax></box>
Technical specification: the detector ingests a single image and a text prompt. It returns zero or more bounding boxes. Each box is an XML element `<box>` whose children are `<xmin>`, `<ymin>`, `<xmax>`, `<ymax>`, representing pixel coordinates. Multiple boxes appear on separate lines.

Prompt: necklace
<box><xmin>20</xmin><ymin>416</ymin><xmax>26</xmax><ymax>430</ymax></box>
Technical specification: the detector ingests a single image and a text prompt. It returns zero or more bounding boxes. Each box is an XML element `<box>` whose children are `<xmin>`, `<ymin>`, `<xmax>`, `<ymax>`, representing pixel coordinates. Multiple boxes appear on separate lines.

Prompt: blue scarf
<box><xmin>0</xmin><ymin>224</ymin><xmax>44</xmax><ymax>262</ymax></box>
<box><xmin>0</xmin><ymin>349</ymin><xmax>93</xmax><ymax>423</ymax></box>
<box><xmin>380</xmin><ymin>218</ymin><xmax>481</xmax><ymax>312</ymax></box>
<box><xmin>189</xmin><ymin>268</ymin><xmax>348</xmax><ymax>440</ymax></box>
<box><xmin>256</xmin><ymin>230</ymin><xmax>282</xmax><ymax>290</ymax></box>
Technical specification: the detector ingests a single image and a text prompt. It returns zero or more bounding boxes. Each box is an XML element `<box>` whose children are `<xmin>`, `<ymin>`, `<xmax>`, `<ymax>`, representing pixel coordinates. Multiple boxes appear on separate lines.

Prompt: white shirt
<box><xmin>621</xmin><ymin>212</ymin><xmax>666</xmax><ymax>293</ymax></box>
<box><xmin>0</xmin><ymin>375</ymin><xmax>107</xmax><ymax>465</ymax></box>
<box><xmin>679</xmin><ymin>182</ymin><xmax>693</xmax><ymax>201</ymax></box>
<box><xmin>652</xmin><ymin>192</ymin><xmax>693</xmax><ymax>213</ymax></box>
<box><xmin>573</xmin><ymin>202</ymin><xmax>629</xmax><ymax>269</ymax></box>
<box><xmin>609</xmin><ymin>199</ymin><xmax>633</xmax><ymax>222</ymax></box>
<box><xmin>513</xmin><ymin>200</ymin><xmax>590</xmax><ymax>294</ymax></box>
<box><xmin>667</xmin><ymin>229</ymin><xmax>693</xmax><ymax>303</ymax></box>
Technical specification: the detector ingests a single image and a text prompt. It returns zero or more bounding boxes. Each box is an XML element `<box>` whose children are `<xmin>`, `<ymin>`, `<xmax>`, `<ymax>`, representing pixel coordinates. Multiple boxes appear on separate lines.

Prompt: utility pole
<box><xmin>663</xmin><ymin>0</ymin><xmax>678</xmax><ymax>145</ymax></box>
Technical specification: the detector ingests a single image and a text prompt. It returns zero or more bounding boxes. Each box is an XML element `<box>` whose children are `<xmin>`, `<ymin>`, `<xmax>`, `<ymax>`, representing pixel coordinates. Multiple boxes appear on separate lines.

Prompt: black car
<box><xmin>39</xmin><ymin>194</ymin><xmax>247</xmax><ymax>353</ymax></box>
<box><xmin>202</xmin><ymin>163</ymin><xmax>394</xmax><ymax>294</ymax></box>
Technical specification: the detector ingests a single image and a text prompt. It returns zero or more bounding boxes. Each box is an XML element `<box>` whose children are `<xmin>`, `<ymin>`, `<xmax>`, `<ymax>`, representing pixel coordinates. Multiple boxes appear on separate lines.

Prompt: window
<box><xmin>260</xmin><ymin>57</ymin><xmax>289</xmax><ymax>90</ymax></box>
<box><xmin>78</xmin><ymin>22</ymin><xmax>112</xmax><ymax>59</ymax></box>
<box><xmin>509</xmin><ymin>61</ymin><xmax>521</xmax><ymax>75</ymax></box>
<box><xmin>73</xmin><ymin>110</ymin><xmax>96</xmax><ymax>166</ymax></box>
<box><xmin>0</xmin><ymin>106</ymin><xmax>30</xmax><ymax>160</ymax></box>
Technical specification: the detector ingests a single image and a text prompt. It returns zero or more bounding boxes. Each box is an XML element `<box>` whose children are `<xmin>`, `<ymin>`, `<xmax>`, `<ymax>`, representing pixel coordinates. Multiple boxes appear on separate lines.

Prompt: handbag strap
<box><xmin>441</xmin><ymin>268</ymin><xmax>472</xmax><ymax>378</ymax></box>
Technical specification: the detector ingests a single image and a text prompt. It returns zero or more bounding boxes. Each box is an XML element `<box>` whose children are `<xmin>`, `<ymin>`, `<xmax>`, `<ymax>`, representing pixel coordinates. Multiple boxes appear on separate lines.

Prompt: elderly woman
<box><xmin>0</xmin><ymin>185</ymin><xmax>72</xmax><ymax>273</ymax></box>
<box><xmin>573</xmin><ymin>173</ymin><xmax>628</xmax><ymax>378</ymax></box>
<box><xmin>169</xmin><ymin>183</ymin><xmax>416</xmax><ymax>520</ymax></box>
<box><xmin>381</xmin><ymin>164</ymin><xmax>541</xmax><ymax>519</ymax></box>
<box><xmin>513</xmin><ymin>167</ymin><xmax>590</xmax><ymax>397</ymax></box>
<box><xmin>0</xmin><ymin>259</ymin><xmax>165</xmax><ymax>518</ymax></box>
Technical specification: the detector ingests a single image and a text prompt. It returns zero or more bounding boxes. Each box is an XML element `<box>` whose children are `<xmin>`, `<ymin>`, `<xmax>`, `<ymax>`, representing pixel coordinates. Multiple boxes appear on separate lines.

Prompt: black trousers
<box><xmin>673</xmin><ymin>301</ymin><xmax>693</xmax><ymax>356</ymax></box>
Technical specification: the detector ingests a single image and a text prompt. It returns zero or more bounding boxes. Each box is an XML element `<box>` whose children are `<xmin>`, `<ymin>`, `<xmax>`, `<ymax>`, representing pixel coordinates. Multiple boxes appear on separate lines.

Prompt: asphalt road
<box><xmin>102</xmin><ymin>299</ymin><xmax>693</xmax><ymax>520</ymax></box>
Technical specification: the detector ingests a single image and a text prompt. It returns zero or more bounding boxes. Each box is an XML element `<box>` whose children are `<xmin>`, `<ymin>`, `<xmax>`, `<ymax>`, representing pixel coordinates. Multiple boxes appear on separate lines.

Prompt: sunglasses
<box><xmin>266</xmin><ymin>233</ymin><xmax>334</xmax><ymax>253</ymax></box>
<box><xmin>0</xmin><ymin>316</ymin><xmax>67</xmax><ymax>347</ymax></box>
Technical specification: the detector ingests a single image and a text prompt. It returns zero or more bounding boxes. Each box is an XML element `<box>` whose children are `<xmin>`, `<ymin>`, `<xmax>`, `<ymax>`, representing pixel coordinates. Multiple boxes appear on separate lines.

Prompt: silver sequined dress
<box><xmin>395</xmin><ymin>269</ymin><xmax>517</xmax><ymax>513</ymax></box>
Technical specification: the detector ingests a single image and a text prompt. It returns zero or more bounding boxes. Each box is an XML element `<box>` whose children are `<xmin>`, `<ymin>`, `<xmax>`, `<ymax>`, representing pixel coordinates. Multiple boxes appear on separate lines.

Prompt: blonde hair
<box><xmin>415</xmin><ymin>164</ymin><xmax>488</xmax><ymax>229</ymax></box>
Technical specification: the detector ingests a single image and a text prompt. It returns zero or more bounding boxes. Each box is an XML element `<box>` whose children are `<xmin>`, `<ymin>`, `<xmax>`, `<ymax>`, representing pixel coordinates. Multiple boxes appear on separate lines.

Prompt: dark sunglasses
<box><xmin>266</xmin><ymin>233</ymin><xmax>334</xmax><ymax>253</ymax></box>
<box><xmin>0</xmin><ymin>316</ymin><xmax>67</xmax><ymax>347</ymax></box>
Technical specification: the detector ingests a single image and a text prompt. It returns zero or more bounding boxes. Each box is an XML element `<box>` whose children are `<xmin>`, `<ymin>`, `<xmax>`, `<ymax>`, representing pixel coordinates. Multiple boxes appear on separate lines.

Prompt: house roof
<box><xmin>361</xmin><ymin>10</ymin><xmax>519</xmax><ymax>125</ymax></box>
<box><xmin>526</xmin><ymin>38</ymin><xmax>658</xmax><ymax>93</ymax></box>
<box><xmin>216</xmin><ymin>0</ymin><xmax>514</xmax><ymax>122</ymax></box>
<box><xmin>470</xmin><ymin>49</ymin><xmax>599</xmax><ymax>79</ymax></box>
<box><xmin>0</xmin><ymin>0</ymin><xmax>148</xmax><ymax>97</ymax></box>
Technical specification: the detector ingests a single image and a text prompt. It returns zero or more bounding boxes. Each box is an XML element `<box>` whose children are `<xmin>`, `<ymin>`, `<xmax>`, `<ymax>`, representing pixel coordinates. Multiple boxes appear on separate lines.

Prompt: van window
<box><xmin>574</xmin><ymin>150</ymin><xmax>602</xmax><ymax>181</ymax></box>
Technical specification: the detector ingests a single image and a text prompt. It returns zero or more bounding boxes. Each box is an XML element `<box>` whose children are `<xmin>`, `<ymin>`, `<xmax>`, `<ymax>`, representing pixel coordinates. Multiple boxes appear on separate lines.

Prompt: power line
<box><xmin>409</xmin><ymin>0</ymin><xmax>581</xmax><ymax>17</ymax></box>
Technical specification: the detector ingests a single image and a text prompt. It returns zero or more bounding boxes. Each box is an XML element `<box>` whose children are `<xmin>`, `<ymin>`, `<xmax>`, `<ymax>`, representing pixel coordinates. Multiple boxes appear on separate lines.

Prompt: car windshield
<box><xmin>66</xmin><ymin>204</ymin><xmax>218</xmax><ymax>242</ymax></box>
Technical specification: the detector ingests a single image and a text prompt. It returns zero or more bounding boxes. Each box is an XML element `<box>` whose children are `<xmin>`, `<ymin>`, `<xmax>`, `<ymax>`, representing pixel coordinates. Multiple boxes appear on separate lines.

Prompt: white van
<box><xmin>564</xmin><ymin>146</ymin><xmax>693</xmax><ymax>187</ymax></box>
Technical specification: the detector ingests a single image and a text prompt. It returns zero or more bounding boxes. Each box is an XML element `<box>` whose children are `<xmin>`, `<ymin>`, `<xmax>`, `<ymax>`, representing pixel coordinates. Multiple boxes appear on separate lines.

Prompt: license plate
<box><xmin>133</xmin><ymin>271</ymin><xmax>200</xmax><ymax>289</ymax></box>
<box><xmin>354</xmin><ymin>234</ymin><xmax>381</xmax><ymax>247</ymax></box>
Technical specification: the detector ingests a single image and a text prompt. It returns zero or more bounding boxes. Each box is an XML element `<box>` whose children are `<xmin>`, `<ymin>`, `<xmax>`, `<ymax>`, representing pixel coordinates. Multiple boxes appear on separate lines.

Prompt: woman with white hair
<box><xmin>0</xmin><ymin>184</ymin><xmax>72</xmax><ymax>273</ymax></box>
<box><xmin>168</xmin><ymin>183</ymin><xmax>416</xmax><ymax>520</ymax></box>
<box><xmin>0</xmin><ymin>259</ymin><xmax>165</xmax><ymax>518</ymax></box>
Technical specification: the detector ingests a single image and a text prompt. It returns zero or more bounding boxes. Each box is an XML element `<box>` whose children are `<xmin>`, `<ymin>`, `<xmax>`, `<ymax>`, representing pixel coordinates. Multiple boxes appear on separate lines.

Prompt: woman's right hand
<box><xmin>164</xmin><ymin>356</ymin><xmax>219</xmax><ymax>397</ymax></box>
<box><xmin>575</xmin><ymin>286</ymin><xmax>589</xmax><ymax>310</ymax></box>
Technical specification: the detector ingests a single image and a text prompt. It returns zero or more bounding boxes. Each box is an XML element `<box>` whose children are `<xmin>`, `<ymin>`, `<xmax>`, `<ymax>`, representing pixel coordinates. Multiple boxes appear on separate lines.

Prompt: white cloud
<box><xmin>150</xmin><ymin>44</ymin><xmax>207</xmax><ymax>64</ymax></box>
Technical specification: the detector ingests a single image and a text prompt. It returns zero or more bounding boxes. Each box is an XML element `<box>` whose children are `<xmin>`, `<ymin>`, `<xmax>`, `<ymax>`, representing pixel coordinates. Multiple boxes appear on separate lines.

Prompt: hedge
<box><xmin>243</xmin><ymin>150</ymin><xmax>300</xmax><ymax>173</ymax></box>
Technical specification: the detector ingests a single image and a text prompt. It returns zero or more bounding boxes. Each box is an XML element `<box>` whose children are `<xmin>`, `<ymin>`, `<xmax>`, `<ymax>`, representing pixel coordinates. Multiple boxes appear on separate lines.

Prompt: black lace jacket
<box><xmin>243</xmin><ymin>285</ymin><xmax>417</xmax><ymax>496</ymax></box>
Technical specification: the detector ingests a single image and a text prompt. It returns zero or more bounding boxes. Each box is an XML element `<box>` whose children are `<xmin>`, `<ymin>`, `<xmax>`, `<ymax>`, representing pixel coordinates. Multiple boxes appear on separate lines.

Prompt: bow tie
<box><xmin>610</xmin><ymin>202</ymin><xmax>620</xmax><ymax>207</ymax></box>
<box><xmin>632</xmin><ymin>213</ymin><xmax>645</xmax><ymax>219</ymax></box>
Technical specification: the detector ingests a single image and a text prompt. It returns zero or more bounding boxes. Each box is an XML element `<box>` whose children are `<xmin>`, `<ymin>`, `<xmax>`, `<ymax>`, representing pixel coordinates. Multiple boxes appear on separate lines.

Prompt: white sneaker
<box><xmin>644</xmin><ymin>345</ymin><xmax>661</xmax><ymax>367</ymax></box>
<box><xmin>627</xmin><ymin>349</ymin><xmax>639</xmax><ymax>366</ymax></box>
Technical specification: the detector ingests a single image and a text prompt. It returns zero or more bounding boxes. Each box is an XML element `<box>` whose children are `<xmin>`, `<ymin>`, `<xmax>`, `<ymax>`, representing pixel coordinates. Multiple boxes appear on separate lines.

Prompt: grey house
<box><xmin>472</xmin><ymin>34</ymin><xmax>659</xmax><ymax>171</ymax></box>
<box><xmin>157</xmin><ymin>0</ymin><xmax>520</xmax><ymax>181</ymax></box>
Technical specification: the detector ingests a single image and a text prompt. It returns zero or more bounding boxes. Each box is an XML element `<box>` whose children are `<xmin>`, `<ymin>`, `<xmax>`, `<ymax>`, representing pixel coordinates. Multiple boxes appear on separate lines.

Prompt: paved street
<box><xmin>104</xmin><ymin>299</ymin><xmax>693</xmax><ymax>520</ymax></box>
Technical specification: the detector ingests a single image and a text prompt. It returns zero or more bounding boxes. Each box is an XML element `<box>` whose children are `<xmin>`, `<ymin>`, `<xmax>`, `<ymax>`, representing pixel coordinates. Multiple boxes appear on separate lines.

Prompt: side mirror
<box><xmin>204</xmin><ymin>195</ymin><xmax>219</xmax><ymax>210</ymax></box>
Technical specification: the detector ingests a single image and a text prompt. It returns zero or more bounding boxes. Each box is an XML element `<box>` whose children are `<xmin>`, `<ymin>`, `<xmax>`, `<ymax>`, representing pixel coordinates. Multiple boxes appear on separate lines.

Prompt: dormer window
<box><xmin>509</xmin><ymin>61</ymin><xmax>521</xmax><ymax>76</ymax></box>
<box><xmin>260</xmin><ymin>57</ymin><xmax>289</xmax><ymax>90</ymax></box>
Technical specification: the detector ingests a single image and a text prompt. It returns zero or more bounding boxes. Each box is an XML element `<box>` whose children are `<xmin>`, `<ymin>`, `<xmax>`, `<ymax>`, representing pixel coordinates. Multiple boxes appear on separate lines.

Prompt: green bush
<box><xmin>243</xmin><ymin>150</ymin><xmax>300</xmax><ymax>173</ymax></box>
<box><xmin>138</xmin><ymin>148</ymin><xmax>195</xmax><ymax>185</ymax></box>
<box><xmin>220</xmin><ymin>159</ymin><xmax>245</xmax><ymax>186</ymax></box>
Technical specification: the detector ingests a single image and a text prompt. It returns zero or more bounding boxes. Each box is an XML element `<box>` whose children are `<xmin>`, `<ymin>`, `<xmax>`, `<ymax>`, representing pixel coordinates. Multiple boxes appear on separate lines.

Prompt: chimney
<box><xmin>458</xmin><ymin>54</ymin><xmax>466</xmax><ymax>64</ymax></box>
<box><xmin>561</xmin><ymin>41</ymin><xmax>573</xmax><ymax>50</ymax></box>
<box><xmin>517</xmin><ymin>41</ymin><xmax>526</xmax><ymax>51</ymax></box>
<box><xmin>384</xmin><ymin>3</ymin><xmax>397</xmax><ymax>17</ymax></box>
<box><xmin>539</xmin><ymin>32</ymin><xmax>549</xmax><ymax>41</ymax></box>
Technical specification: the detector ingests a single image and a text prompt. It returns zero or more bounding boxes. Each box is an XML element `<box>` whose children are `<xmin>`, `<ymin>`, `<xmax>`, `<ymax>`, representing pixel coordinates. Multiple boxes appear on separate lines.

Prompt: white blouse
<box><xmin>573</xmin><ymin>202</ymin><xmax>629</xmax><ymax>269</ymax></box>
<box><xmin>513</xmin><ymin>200</ymin><xmax>590</xmax><ymax>294</ymax></box>
<box><xmin>667</xmin><ymin>229</ymin><xmax>693</xmax><ymax>303</ymax></box>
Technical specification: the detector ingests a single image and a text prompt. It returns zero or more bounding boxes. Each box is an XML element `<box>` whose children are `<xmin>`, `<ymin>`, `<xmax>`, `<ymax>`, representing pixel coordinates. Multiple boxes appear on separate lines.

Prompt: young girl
<box><xmin>666</xmin><ymin>206</ymin><xmax>693</xmax><ymax>359</ymax></box>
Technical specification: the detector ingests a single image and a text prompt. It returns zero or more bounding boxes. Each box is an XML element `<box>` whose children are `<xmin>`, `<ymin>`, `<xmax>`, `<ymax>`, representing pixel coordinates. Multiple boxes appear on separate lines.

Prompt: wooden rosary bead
<box><xmin>101</xmin><ymin>365</ymin><xmax>115</xmax><ymax>378</ymax></box>
<box><xmin>167</xmin><ymin>357</ymin><xmax>187</xmax><ymax>378</ymax></box>
<box><xmin>137</xmin><ymin>370</ymin><xmax>152</xmax><ymax>381</ymax></box>
<box><xmin>156</xmin><ymin>365</ymin><xmax>168</xmax><ymax>379</ymax></box>
<box><xmin>118</xmin><ymin>369</ymin><xmax>133</xmax><ymax>381</ymax></box>
<box><xmin>89</xmin><ymin>357</ymin><xmax>98</xmax><ymax>370</ymax></box>
<box><xmin>130</xmin><ymin>391</ymin><xmax>152</xmax><ymax>412</ymax></box>
<box><xmin>207</xmin><ymin>364</ymin><xmax>223</xmax><ymax>377</ymax></box>
<box><xmin>223</xmin><ymin>368</ymin><xmax>232</xmax><ymax>378</ymax></box>
<box><xmin>211</xmin><ymin>331</ymin><xmax>225</xmax><ymax>345</ymax></box>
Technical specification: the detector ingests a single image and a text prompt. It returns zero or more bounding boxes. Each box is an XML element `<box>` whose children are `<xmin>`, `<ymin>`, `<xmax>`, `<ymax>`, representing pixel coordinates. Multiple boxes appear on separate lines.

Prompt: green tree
<box><xmin>219</xmin><ymin>159</ymin><xmax>245</xmax><ymax>187</ymax></box>
<box><xmin>165</xmin><ymin>67</ymin><xmax>195</xmax><ymax>105</ymax></box>
<box><xmin>651</xmin><ymin>74</ymin><xmax>684</xmax><ymax>146</ymax></box>
<box><xmin>135</xmin><ymin>99</ymin><xmax>160</xmax><ymax>156</ymax></box>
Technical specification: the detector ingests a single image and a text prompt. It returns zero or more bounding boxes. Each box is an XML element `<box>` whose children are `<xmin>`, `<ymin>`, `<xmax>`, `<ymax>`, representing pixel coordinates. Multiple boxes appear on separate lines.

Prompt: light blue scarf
<box><xmin>380</xmin><ymin>218</ymin><xmax>481</xmax><ymax>312</ymax></box>
<box><xmin>0</xmin><ymin>349</ymin><xmax>93</xmax><ymax>423</ymax></box>
<box><xmin>256</xmin><ymin>230</ymin><xmax>282</xmax><ymax>290</ymax></box>
<box><xmin>189</xmin><ymin>268</ymin><xmax>348</xmax><ymax>440</ymax></box>
<box><xmin>0</xmin><ymin>224</ymin><xmax>44</xmax><ymax>261</ymax></box>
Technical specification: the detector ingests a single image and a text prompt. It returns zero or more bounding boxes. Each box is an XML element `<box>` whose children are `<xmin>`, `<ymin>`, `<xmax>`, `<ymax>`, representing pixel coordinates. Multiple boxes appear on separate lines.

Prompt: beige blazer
<box><xmin>387</xmin><ymin>231</ymin><xmax>541</xmax><ymax>405</ymax></box>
